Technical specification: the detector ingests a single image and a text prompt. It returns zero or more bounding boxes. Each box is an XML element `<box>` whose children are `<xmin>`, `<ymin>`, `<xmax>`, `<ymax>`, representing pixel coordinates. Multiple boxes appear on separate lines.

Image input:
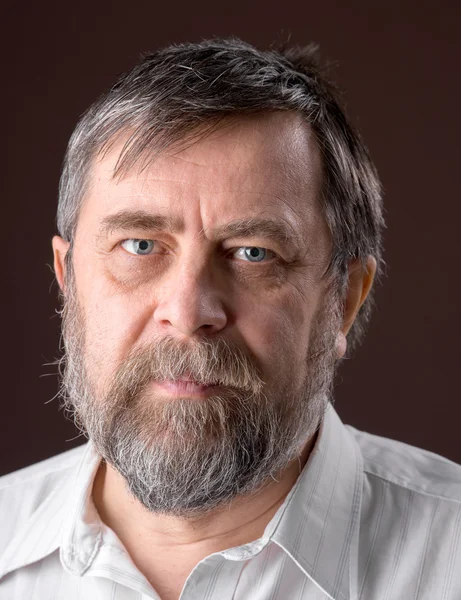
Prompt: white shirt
<box><xmin>1</xmin><ymin>400</ymin><xmax>461</xmax><ymax>600</ymax></box>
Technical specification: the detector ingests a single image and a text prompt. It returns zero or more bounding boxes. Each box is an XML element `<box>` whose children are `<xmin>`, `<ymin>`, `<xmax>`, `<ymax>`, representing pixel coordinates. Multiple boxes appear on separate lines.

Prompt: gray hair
<box><xmin>57</xmin><ymin>36</ymin><xmax>385</xmax><ymax>355</ymax></box>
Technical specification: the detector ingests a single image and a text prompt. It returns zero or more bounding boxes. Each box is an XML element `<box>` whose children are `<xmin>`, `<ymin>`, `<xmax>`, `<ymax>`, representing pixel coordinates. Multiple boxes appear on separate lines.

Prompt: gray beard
<box><xmin>58</xmin><ymin>273</ymin><xmax>340</xmax><ymax>518</ymax></box>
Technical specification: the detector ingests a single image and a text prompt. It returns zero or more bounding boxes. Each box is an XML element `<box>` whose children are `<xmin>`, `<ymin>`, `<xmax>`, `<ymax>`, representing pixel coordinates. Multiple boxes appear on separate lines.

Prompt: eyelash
<box><xmin>119</xmin><ymin>239</ymin><xmax>279</xmax><ymax>265</ymax></box>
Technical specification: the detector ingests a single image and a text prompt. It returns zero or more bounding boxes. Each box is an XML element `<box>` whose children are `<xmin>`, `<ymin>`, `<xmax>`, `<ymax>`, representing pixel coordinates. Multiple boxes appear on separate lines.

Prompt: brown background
<box><xmin>1</xmin><ymin>0</ymin><xmax>460</xmax><ymax>476</ymax></box>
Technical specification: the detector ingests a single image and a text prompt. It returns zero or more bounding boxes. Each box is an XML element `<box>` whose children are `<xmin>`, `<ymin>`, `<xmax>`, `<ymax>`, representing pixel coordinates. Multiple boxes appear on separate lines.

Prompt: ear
<box><xmin>52</xmin><ymin>236</ymin><xmax>71</xmax><ymax>294</ymax></box>
<box><xmin>336</xmin><ymin>255</ymin><xmax>377</xmax><ymax>358</ymax></box>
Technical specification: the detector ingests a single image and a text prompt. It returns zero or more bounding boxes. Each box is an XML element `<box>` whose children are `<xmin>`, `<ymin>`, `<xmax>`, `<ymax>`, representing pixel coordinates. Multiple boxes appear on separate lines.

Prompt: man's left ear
<box><xmin>336</xmin><ymin>255</ymin><xmax>377</xmax><ymax>359</ymax></box>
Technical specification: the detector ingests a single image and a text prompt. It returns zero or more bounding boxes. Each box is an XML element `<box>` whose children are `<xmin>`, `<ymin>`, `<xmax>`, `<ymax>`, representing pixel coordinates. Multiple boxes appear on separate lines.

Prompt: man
<box><xmin>0</xmin><ymin>37</ymin><xmax>460</xmax><ymax>600</ymax></box>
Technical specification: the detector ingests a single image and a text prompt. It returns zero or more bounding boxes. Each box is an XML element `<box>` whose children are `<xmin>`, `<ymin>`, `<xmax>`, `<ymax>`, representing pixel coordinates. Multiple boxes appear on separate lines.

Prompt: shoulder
<box><xmin>346</xmin><ymin>424</ymin><xmax>461</xmax><ymax>502</ymax></box>
<box><xmin>343</xmin><ymin>425</ymin><xmax>461</xmax><ymax>596</ymax></box>
<box><xmin>0</xmin><ymin>443</ymin><xmax>87</xmax><ymax>493</ymax></box>
<box><xmin>0</xmin><ymin>444</ymin><xmax>88</xmax><ymax>555</ymax></box>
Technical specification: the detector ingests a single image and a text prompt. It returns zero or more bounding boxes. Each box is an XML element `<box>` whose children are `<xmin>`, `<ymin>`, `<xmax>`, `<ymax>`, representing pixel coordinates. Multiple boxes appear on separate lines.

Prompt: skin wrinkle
<box><xmin>56</xmin><ymin>42</ymin><xmax>385</xmax><ymax>363</ymax></box>
<box><xmin>52</xmin><ymin>111</ymin><xmax>375</xmax><ymax>598</ymax></box>
<box><xmin>73</xmin><ymin>118</ymin><xmax>326</xmax><ymax>384</ymax></box>
<box><xmin>96</xmin><ymin>125</ymin><xmax>318</xmax><ymax>245</ymax></box>
<box><xmin>103</xmin><ymin>180</ymin><xmax>310</xmax><ymax>211</ymax></box>
<box><xmin>95</xmin><ymin>210</ymin><xmax>304</xmax><ymax>261</ymax></box>
<box><xmin>68</xmin><ymin>111</ymin><xmax>328</xmax><ymax>450</ymax></box>
<box><xmin>108</xmin><ymin>117</ymin><xmax>319</xmax><ymax>209</ymax></box>
<box><xmin>86</xmin><ymin>116</ymin><xmax>318</xmax><ymax>356</ymax></box>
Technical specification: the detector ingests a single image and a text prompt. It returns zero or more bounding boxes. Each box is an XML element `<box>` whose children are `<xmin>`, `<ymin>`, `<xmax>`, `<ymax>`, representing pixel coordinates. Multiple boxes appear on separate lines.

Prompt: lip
<box><xmin>153</xmin><ymin>379</ymin><xmax>220</xmax><ymax>397</ymax></box>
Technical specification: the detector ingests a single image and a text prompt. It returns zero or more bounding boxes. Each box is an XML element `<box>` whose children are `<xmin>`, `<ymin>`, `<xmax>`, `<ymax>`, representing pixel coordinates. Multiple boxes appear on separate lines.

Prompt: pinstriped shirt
<box><xmin>1</xmin><ymin>401</ymin><xmax>461</xmax><ymax>599</ymax></box>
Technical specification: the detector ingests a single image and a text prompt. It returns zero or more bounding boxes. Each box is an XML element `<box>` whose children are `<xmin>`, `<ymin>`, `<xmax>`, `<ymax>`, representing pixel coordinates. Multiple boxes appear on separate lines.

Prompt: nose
<box><xmin>153</xmin><ymin>253</ymin><xmax>228</xmax><ymax>337</ymax></box>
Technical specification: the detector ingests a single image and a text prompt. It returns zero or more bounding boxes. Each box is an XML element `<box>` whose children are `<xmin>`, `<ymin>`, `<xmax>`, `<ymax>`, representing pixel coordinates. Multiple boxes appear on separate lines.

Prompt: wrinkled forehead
<box><xmin>80</xmin><ymin>112</ymin><xmax>326</xmax><ymax>241</ymax></box>
<box><xmin>93</xmin><ymin>112</ymin><xmax>320</xmax><ymax>189</ymax></box>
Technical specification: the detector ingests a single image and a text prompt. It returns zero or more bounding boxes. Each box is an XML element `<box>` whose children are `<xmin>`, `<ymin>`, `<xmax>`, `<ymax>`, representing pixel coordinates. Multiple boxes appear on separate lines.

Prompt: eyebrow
<box><xmin>98</xmin><ymin>209</ymin><xmax>302</xmax><ymax>251</ymax></box>
<box><xmin>99</xmin><ymin>211</ymin><xmax>183</xmax><ymax>238</ymax></box>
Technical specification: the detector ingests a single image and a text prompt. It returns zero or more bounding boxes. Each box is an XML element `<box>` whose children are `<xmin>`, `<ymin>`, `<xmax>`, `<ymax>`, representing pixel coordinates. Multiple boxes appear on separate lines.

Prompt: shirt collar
<box><xmin>0</xmin><ymin>440</ymin><xmax>98</xmax><ymax>580</ymax></box>
<box><xmin>222</xmin><ymin>401</ymin><xmax>363</xmax><ymax>600</ymax></box>
<box><xmin>0</xmin><ymin>401</ymin><xmax>362</xmax><ymax>600</ymax></box>
<box><xmin>272</xmin><ymin>401</ymin><xmax>363</xmax><ymax>600</ymax></box>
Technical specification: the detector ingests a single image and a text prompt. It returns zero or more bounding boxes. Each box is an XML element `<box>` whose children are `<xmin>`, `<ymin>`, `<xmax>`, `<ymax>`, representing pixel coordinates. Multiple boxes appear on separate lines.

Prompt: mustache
<box><xmin>108</xmin><ymin>335</ymin><xmax>266</xmax><ymax>396</ymax></box>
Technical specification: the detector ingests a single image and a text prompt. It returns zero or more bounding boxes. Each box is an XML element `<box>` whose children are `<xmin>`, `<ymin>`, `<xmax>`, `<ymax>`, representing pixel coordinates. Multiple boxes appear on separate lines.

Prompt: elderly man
<box><xmin>1</xmin><ymin>37</ymin><xmax>460</xmax><ymax>600</ymax></box>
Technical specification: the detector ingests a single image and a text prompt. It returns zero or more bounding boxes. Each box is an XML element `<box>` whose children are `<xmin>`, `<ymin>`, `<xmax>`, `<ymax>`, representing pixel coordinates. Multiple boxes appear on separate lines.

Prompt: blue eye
<box><xmin>236</xmin><ymin>247</ymin><xmax>272</xmax><ymax>262</ymax></box>
<box><xmin>121</xmin><ymin>239</ymin><xmax>155</xmax><ymax>255</ymax></box>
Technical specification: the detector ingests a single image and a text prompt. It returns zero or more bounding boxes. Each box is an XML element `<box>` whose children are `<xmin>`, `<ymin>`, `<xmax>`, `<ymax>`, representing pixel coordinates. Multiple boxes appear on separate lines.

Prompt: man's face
<box><xmin>55</xmin><ymin>112</ymin><xmax>341</xmax><ymax>516</ymax></box>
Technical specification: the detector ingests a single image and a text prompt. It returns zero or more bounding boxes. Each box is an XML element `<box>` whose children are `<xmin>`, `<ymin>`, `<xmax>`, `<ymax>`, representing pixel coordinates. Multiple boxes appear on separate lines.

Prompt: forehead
<box><xmin>80</xmin><ymin>112</ymin><xmax>324</xmax><ymax>238</ymax></box>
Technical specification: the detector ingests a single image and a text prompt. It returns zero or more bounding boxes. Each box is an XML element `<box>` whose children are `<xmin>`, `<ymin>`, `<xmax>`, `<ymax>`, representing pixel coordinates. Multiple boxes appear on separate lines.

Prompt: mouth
<box><xmin>153</xmin><ymin>378</ymin><xmax>220</xmax><ymax>397</ymax></box>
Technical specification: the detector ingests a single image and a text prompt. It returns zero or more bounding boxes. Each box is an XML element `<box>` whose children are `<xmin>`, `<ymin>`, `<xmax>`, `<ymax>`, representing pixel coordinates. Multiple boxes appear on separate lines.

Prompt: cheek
<box><xmin>78</xmin><ymin>277</ymin><xmax>147</xmax><ymax>377</ymax></box>
<box><xmin>75</xmin><ymin>246</ymin><xmax>321</xmax><ymax>385</ymax></box>
<box><xmin>235</xmin><ymin>285</ymin><xmax>317</xmax><ymax>378</ymax></box>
